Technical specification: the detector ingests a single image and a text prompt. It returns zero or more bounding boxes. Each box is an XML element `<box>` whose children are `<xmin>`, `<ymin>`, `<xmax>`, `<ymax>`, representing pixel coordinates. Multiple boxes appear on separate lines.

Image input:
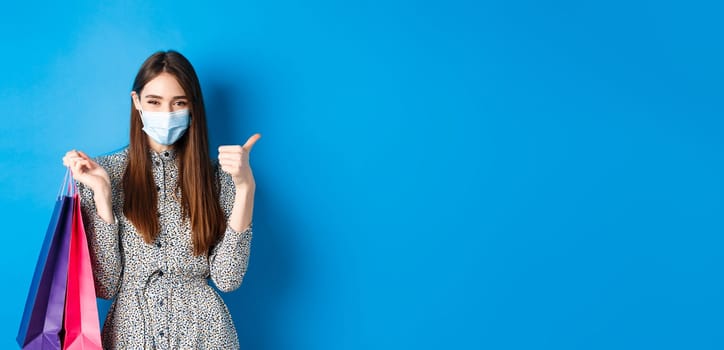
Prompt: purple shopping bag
<box><xmin>17</xmin><ymin>171</ymin><xmax>75</xmax><ymax>349</ymax></box>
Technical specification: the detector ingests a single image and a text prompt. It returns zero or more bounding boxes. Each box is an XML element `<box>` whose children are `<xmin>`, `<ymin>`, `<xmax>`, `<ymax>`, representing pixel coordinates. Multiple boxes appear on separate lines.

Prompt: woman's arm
<box><xmin>64</xmin><ymin>150</ymin><xmax>122</xmax><ymax>299</ymax></box>
<box><xmin>217</xmin><ymin>133</ymin><xmax>260</xmax><ymax>231</ymax></box>
<box><xmin>77</xmin><ymin>177</ymin><xmax>122</xmax><ymax>299</ymax></box>
<box><xmin>209</xmin><ymin>222</ymin><xmax>253</xmax><ymax>292</ymax></box>
<box><xmin>228</xmin><ymin>184</ymin><xmax>255</xmax><ymax>232</ymax></box>
<box><xmin>91</xmin><ymin>183</ymin><xmax>114</xmax><ymax>224</ymax></box>
<box><xmin>209</xmin><ymin>134</ymin><xmax>260</xmax><ymax>292</ymax></box>
<box><xmin>209</xmin><ymin>175</ymin><xmax>254</xmax><ymax>292</ymax></box>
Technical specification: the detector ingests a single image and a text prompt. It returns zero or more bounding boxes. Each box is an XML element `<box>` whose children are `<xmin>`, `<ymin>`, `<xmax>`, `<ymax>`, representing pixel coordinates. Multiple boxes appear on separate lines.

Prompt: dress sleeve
<box><xmin>77</xmin><ymin>180</ymin><xmax>122</xmax><ymax>299</ymax></box>
<box><xmin>208</xmin><ymin>168</ymin><xmax>253</xmax><ymax>292</ymax></box>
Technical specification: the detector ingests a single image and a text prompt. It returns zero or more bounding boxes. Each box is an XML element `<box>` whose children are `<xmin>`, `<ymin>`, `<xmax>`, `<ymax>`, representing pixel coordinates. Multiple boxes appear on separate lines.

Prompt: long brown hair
<box><xmin>123</xmin><ymin>50</ymin><xmax>226</xmax><ymax>256</ymax></box>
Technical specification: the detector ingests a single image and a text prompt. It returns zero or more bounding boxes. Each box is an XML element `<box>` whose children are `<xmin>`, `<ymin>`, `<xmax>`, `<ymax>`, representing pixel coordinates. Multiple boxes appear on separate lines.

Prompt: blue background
<box><xmin>1</xmin><ymin>0</ymin><xmax>722</xmax><ymax>349</ymax></box>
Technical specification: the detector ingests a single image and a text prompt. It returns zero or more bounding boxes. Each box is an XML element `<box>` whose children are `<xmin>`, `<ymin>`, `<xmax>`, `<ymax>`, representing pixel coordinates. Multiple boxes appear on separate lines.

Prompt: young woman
<box><xmin>62</xmin><ymin>50</ymin><xmax>260</xmax><ymax>349</ymax></box>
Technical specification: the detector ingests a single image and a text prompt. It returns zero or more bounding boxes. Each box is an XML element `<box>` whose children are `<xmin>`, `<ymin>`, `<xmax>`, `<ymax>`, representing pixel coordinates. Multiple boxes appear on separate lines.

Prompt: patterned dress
<box><xmin>77</xmin><ymin>147</ymin><xmax>252</xmax><ymax>349</ymax></box>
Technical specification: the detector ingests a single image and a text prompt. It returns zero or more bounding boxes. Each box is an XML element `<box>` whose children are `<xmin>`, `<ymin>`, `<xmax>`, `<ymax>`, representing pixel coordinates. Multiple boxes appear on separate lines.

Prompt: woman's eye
<box><xmin>175</xmin><ymin>101</ymin><xmax>188</xmax><ymax>106</ymax></box>
<box><xmin>147</xmin><ymin>100</ymin><xmax>160</xmax><ymax>105</ymax></box>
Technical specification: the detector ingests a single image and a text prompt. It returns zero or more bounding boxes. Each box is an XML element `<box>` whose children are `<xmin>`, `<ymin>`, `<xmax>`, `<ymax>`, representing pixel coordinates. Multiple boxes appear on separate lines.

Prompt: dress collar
<box><xmin>149</xmin><ymin>148</ymin><xmax>177</xmax><ymax>163</ymax></box>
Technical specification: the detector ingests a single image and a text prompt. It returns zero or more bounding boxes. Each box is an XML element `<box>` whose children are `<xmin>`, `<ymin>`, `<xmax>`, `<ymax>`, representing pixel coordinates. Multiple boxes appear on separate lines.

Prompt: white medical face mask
<box><xmin>139</xmin><ymin>108</ymin><xmax>190</xmax><ymax>146</ymax></box>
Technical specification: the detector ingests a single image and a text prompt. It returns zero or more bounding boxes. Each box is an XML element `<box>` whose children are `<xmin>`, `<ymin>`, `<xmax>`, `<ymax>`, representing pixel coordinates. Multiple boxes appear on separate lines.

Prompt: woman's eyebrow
<box><xmin>143</xmin><ymin>94</ymin><xmax>187</xmax><ymax>99</ymax></box>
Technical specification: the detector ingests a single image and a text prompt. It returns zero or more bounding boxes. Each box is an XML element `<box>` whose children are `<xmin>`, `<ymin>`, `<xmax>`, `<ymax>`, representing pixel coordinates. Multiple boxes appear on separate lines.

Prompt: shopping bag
<box><xmin>62</xmin><ymin>190</ymin><xmax>102</xmax><ymax>350</ymax></box>
<box><xmin>17</xmin><ymin>171</ymin><xmax>75</xmax><ymax>349</ymax></box>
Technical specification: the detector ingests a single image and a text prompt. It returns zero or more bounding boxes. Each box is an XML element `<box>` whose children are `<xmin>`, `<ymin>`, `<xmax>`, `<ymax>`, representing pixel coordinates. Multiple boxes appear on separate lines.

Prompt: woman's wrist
<box><xmin>235</xmin><ymin>182</ymin><xmax>255</xmax><ymax>195</ymax></box>
<box><xmin>93</xmin><ymin>185</ymin><xmax>114</xmax><ymax>224</ymax></box>
<box><xmin>229</xmin><ymin>183</ymin><xmax>255</xmax><ymax>232</ymax></box>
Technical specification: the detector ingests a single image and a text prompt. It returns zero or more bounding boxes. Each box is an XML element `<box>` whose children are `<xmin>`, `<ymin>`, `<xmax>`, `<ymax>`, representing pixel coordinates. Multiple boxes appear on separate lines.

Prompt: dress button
<box><xmin>163</xmin><ymin>151</ymin><xmax>169</xmax><ymax>157</ymax></box>
<box><xmin>158</xmin><ymin>271</ymin><xmax>164</xmax><ymax>277</ymax></box>
<box><xmin>156</xmin><ymin>242</ymin><xmax>162</xmax><ymax>248</ymax></box>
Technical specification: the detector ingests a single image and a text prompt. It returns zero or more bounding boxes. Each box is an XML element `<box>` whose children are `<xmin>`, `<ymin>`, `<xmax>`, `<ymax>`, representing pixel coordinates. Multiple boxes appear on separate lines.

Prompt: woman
<box><xmin>62</xmin><ymin>50</ymin><xmax>260</xmax><ymax>349</ymax></box>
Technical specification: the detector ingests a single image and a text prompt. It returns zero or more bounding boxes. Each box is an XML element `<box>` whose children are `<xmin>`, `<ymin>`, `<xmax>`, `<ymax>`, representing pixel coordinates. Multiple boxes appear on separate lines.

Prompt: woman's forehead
<box><xmin>142</xmin><ymin>72</ymin><xmax>186</xmax><ymax>98</ymax></box>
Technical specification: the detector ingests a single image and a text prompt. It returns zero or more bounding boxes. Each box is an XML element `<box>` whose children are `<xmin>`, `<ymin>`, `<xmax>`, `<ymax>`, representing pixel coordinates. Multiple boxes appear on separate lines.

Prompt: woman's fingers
<box><xmin>218</xmin><ymin>146</ymin><xmax>248</xmax><ymax>169</ymax></box>
<box><xmin>218</xmin><ymin>145</ymin><xmax>243</xmax><ymax>153</ymax></box>
<box><xmin>219</xmin><ymin>154</ymin><xmax>245</xmax><ymax>174</ymax></box>
<box><xmin>218</xmin><ymin>136</ymin><xmax>258</xmax><ymax>182</ymax></box>
<box><xmin>63</xmin><ymin>149</ymin><xmax>89</xmax><ymax>166</ymax></box>
<box><xmin>70</xmin><ymin>161</ymin><xmax>84</xmax><ymax>176</ymax></box>
<box><xmin>77</xmin><ymin>150</ymin><xmax>91</xmax><ymax>161</ymax></box>
<box><xmin>219</xmin><ymin>133</ymin><xmax>261</xmax><ymax>154</ymax></box>
<box><xmin>72</xmin><ymin>159</ymin><xmax>91</xmax><ymax>174</ymax></box>
<box><xmin>242</xmin><ymin>133</ymin><xmax>261</xmax><ymax>151</ymax></box>
<box><xmin>63</xmin><ymin>156</ymin><xmax>82</xmax><ymax>168</ymax></box>
<box><xmin>218</xmin><ymin>152</ymin><xmax>242</xmax><ymax>161</ymax></box>
<box><xmin>61</xmin><ymin>150</ymin><xmax>112</xmax><ymax>192</ymax></box>
<box><xmin>219</xmin><ymin>160</ymin><xmax>241</xmax><ymax>171</ymax></box>
<box><xmin>62</xmin><ymin>150</ymin><xmax>77</xmax><ymax>166</ymax></box>
<box><xmin>219</xmin><ymin>162</ymin><xmax>238</xmax><ymax>171</ymax></box>
<box><xmin>218</xmin><ymin>152</ymin><xmax>245</xmax><ymax>160</ymax></box>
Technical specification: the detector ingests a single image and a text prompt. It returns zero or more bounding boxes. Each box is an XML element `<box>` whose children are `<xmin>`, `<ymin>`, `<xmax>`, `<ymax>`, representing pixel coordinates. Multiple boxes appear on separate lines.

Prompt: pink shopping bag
<box><xmin>61</xmin><ymin>185</ymin><xmax>102</xmax><ymax>349</ymax></box>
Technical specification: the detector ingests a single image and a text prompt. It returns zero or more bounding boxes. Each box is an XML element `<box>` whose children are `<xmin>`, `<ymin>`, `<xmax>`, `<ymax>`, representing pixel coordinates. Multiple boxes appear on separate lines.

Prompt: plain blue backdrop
<box><xmin>1</xmin><ymin>0</ymin><xmax>722</xmax><ymax>349</ymax></box>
